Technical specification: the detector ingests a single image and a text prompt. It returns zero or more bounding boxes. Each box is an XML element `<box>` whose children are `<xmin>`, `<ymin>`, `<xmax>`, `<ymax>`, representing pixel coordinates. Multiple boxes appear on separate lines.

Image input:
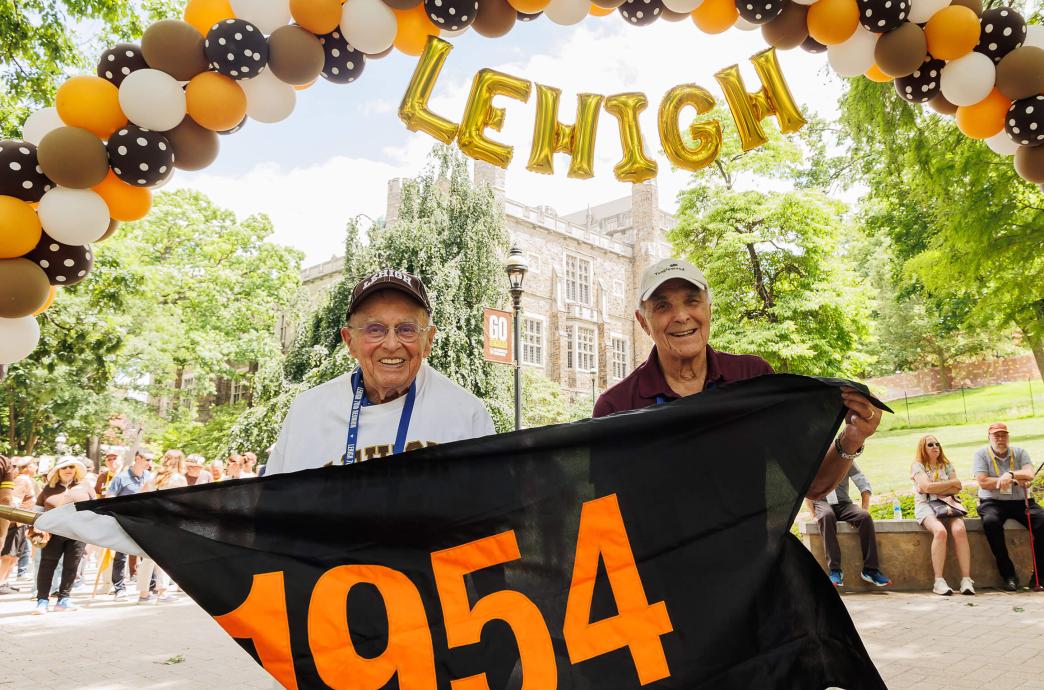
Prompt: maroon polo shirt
<box><xmin>593</xmin><ymin>345</ymin><xmax>774</xmax><ymax>418</ymax></box>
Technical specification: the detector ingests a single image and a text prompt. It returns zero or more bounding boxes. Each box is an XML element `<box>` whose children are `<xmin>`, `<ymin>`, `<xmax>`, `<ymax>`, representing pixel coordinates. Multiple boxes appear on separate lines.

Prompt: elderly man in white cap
<box><xmin>595</xmin><ymin>258</ymin><xmax>883</xmax><ymax>501</ymax></box>
<box><xmin>266</xmin><ymin>267</ymin><xmax>495</xmax><ymax>474</ymax></box>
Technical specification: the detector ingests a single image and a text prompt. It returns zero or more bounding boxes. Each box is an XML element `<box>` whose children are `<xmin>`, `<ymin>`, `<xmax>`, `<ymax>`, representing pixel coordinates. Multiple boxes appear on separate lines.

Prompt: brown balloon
<box><xmin>659</xmin><ymin>6</ymin><xmax>689</xmax><ymax>20</ymax></box>
<box><xmin>37</xmin><ymin>127</ymin><xmax>109</xmax><ymax>189</ymax></box>
<box><xmin>927</xmin><ymin>92</ymin><xmax>958</xmax><ymax>115</ymax></box>
<box><xmin>996</xmin><ymin>46</ymin><xmax>1044</xmax><ymax>102</ymax></box>
<box><xmin>268</xmin><ymin>25</ymin><xmax>325</xmax><ymax>85</ymax></box>
<box><xmin>98</xmin><ymin>218</ymin><xmax>120</xmax><ymax>242</ymax></box>
<box><xmin>875</xmin><ymin>22</ymin><xmax>928</xmax><ymax>78</ymax></box>
<box><xmin>166</xmin><ymin>116</ymin><xmax>220</xmax><ymax>171</ymax></box>
<box><xmin>0</xmin><ymin>258</ymin><xmax>51</xmax><ymax>318</ymax></box>
<box><xmin>1015</xmin><ymin>144</ymin><xmax>1044</xmax><ymax>184</ymax></box>
<box><xmin>382</xmin><ymin>0</ymin><xmax>422</xmax><ymax>8</ymax></box>
<box><xmin>474</xmin><ymin>0</ymin><xmax>517</xmax><ymax>38</ymax></box>
<box><xmin>948</xmin><ymin>0</ymin><xmax>981</xmax><ymax>16</ymax></box>
<box><xmin>591</xmin><ymin>0</ymin><xmax>626</xmax><ymax>7</ymax></box>
<box><xmin>762</xmin><ymin>1</ymin><xmax>808</xmax><ymax>51</ymax></box>
<box><xmin>141</xmin><ymin>19</ymin><xmax>210</xmax><ymax>82</ymax></box>
<box><xmin>366</xmin><ymin>45</ymin><xmax>395</xmax><ymax>59</ymax></box>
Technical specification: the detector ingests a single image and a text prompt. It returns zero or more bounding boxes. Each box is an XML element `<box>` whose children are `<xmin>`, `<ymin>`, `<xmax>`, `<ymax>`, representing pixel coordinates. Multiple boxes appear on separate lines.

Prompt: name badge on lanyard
<box><xmin>343</xmin><ymin>368</ymin><xmax>417</xmax><ymax>465</ymax></box>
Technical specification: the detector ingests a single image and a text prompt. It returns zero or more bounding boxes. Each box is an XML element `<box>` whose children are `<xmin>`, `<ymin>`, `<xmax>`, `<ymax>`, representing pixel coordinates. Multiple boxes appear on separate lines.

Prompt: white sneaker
<box><xmin>960</xmin><ymin>577</ymin><xmax>975</xmax><ymax>595</ymax></box>
<box><xmin>933</xmin><ymin>578</ymin><xmax>953</xmax><ymax>596</ymax></box>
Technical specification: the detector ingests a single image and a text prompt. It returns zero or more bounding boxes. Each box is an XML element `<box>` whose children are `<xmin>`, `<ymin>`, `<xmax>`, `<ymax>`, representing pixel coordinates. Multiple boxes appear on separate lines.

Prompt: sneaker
<box><xmin>54</xmin><ymin>597</ymin><xmax>77</xmax><ymax>612</ymax></box>
<box><xmin>156</xmin><ymin>593</ymin><xmax>176</xmax><ymax>603</ymax></box>
<box><xmin>828</xmin><ymin>569</ymin><xmax>844</xmax><ymax>588</ymax></box>
<box><xmin>1004</xmin><ymin>575</ymin><xmax>1018</xmax><ymax>592</ymax></box>
<box><xmin>861</xmin><ymin>568</ymin><xmax>892</xmax><ymax>587</ymax></box>
<box><xmin>959</xmin><ymin>577</ymin><xmax>975</xmax><ymax>595</ymax></box>
<box><xmin>137</xmin><ymin>595</ymin><xmax>154</xmax><ymax>605</ymax></box>
<box><xmin>0</xmin><ymin>583</ymin><xmax>20</xmax><ymax>595</ymax></box>
<box><xmin>113</xmin><ymin>591</ymin><xmax>127</xmax><ymax>602</ymax></box>
<box><xmin>32</xmin><ymin>599</ymin><xmax>48</xmax><ymax>615</ymax></box>
<box><xmin>932</xmin><ymin>578</ymin><xmax>953</xmax><ymax>596</ymax></box>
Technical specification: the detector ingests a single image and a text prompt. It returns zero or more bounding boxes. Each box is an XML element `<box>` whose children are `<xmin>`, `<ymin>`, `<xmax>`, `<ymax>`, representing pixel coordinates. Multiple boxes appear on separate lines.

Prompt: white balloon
<box><xmin>985</xmin><ymin>130</ymin><xmax>1019</xmax><ymax>156</ymax></box>
<box><xmin>906</xmin><ymin>0</ymin><xmax>949</xmax><ymax>24</ymax></box>
<box><xmin>1025</xmin><ymin>24</ymin><xmax>1044</xmax><ymax>50</ymax></box>
<box><xmin>663</xmin><ymin>0</ymin><xmax>703</xmax><ymax>11</ymax></box>
<box><xmin>37</xmin><ymin>188</ymin><xmax>110</xmax><ymax>245</ymax></box>
<box><xmin>734</xmin><ymin>16</ymin><xmax>760</xmax><ymax>30</ymax></box>
<box><xmin>22</xmin><ymin>107</ymin><xmax>63</xmax><ymax>146</ymax></box>
<box><xmin>118</xmin><ymin>69</ymin><xmax>187</xmax><ymax>132</ymax></box>
<box><xmin>828</xmin><ymin>26</ymin><xmax>878</xmax><ymax>77</ymax></box>
<box><xmin>241</xmin><ymin>70</ymin><xmax>296</xmax><ymax>123</ymax></box>
<box><xmin>545</xmin><ymin>0</ymin><xmax>588</xmax><ymax>25</ymax></box>
<box><xmin>940</xmin><ymin>52</ymin><xmax>996</xmax><ymax>107</ymax></box>
<box><xmin>341</xmin><ymin>0</ymin><xmax>397</xmax><ymax>55</ymax></box>
<box><xmin>0</xmin><ymin>316</ymin><xmax>41</xmax><ymax>365</ymax></box>
<box><xmin>230</xmin><ymin>0</ymin><xmax>292</xmax><ymax>34</ymax></box>
<box><xmin>791</xmin><ymin>0</ymin><xmax>817</xmax><ymax>5</ymax></box>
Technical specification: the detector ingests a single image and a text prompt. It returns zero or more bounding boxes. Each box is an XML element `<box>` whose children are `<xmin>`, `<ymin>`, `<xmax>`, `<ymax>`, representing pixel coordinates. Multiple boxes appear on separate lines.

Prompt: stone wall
<box><xmin>866</xmin><ymin>354</ymin><xmax>1041</xmax><ymax>401</ymax></box>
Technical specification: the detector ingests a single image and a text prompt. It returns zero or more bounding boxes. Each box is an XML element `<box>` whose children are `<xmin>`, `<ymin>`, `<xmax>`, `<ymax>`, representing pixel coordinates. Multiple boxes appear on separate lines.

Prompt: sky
<box><xmin>167</xmin><ymin>15</ymin><xmax>853</xmax><ymax>266</ymax></box>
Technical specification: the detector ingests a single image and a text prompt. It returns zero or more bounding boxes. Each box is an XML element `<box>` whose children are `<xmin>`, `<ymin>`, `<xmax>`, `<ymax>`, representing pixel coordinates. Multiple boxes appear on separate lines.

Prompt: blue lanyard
<box><xmin>655</xmin><ymin>380</ymin><xmax>715</xmax><ymax>406</ymax></box>
<box><xmin>343</xmin><ymin>368</ymin><xmax>417</xmax><ymax>465</ymax></box>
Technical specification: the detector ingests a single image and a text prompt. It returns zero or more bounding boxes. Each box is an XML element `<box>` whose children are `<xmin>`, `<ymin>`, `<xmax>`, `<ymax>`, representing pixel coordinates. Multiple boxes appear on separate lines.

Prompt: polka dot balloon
<box><xmin>801</xmin><ymin>35</ymin><xmax>827</xmax><ymax>53</ymax></box>
<box><xmin>736</xmin><ymin>0</ymin><xmax>782</xmax><ymax>26</ymax></box>
<box><xmin>894</xmin><ymin>57</ymin><xmax>944</xmax><ymax>103</ymax></box>
<box><xmin>975</xmin><ymin>7</ymin><xmax>1026</xmax><ymax>64</ymax></box>
<box><xmin>1005</xmin><ymin>94</ymin><xmax>1044</xmax><ymax>147</ymax></box>
<box><xmin>96</xmin><ymin>44</ymin><xmax>149</xmax><ymax>88</ymax></box>
<box><xmin>106</xmin><ymin>126</ymin><xmax>175</xmax><ymax>187</ymax></box>
<box><xmin>318</xmin><ymin>30</ymin><xmax>367</xmax><ymax>84</ymax></box>
<box><xmin>218</xmin><ymin>117</ymin><xmax>247</xmax><ymax>136</ymax></box>
<box><xmin>0</xmin><ymin>140</ymin><xmax>53</xmax><ymax>203</ymax></box>
<box><xmin>424</xmin><ymin>0</ymin><xmax>479</xmax><ymax>31</ymax></box>
<box><xmin>517</xmin><ymin>9</ymin><xmax>542</xmax><ymax>20</ymax></box>
<box><xmin>205</xmin><ymin>19</ymin><xmax>270</xmax><ymax>79</ymax></box>
<box><xmin>619</xmin><ymin>0</ymin><xmax>664</xmax><ymax>26</ymax></box>
<box><xmin>26</xmin><ymin>232</ymin><xmax>94</xmax><ymax>286</ymax></box>
<box><xmin>857</xmin><ymin>0</ymin><xmax>907</xmax><ymax>33</ymax></box>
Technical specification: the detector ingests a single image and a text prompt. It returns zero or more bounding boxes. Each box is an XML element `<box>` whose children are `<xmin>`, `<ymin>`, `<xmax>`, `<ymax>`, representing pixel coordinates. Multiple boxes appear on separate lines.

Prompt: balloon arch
<box><xmin>0</xmin><ymin>0</ymin><xmax>1042</xmax><ymax>365</ymax></box>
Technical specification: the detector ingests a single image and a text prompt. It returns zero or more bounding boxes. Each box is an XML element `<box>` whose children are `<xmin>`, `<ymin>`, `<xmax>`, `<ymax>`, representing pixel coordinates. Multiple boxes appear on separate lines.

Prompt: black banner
<box><xmin>80</xmin><ymin>374</ymin><xmax>886</xmax><ymax>689</ymax></box>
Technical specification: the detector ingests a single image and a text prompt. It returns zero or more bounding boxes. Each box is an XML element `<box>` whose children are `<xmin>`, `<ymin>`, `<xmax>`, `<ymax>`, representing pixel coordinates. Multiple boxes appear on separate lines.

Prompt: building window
<box><xmin>521</xmin><ymin>316</ymin><xmax>544</xmax><ymax>366</ymax></box>
<box><xmin>565</xmin><ymin>254</ymin><xmax>592</xmax><ymax>305</ymax></box>
<box><xmin>576</xmin><ymin>326</ymin><xmax>596</xmax><ymax>372</ymax></box>
<box><xmin>565</xmin><ymin>326</ymin><xmax>574</xmax><ymax>369</ymax></box>
<box><xmin>229</xmin><ymin>378</ymin><xmax>250</xmax><ymax>405</ymax></box>
<box><xmin>612</xmin><ymin>279</ymin><xmax>624</xmax><ymax>298</ymax></box>
<box><xmin>611</xmin><ymin>337</ymin><xmax>629</xmax><ymax>380</ymax></box>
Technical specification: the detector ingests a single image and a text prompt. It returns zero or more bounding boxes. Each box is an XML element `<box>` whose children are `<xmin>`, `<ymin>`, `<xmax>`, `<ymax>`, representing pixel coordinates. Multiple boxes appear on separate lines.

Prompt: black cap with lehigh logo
<box><xmin>348</xmin><ymin>268</ymin><xmax>432</xmax><ymax>318</ymax></box>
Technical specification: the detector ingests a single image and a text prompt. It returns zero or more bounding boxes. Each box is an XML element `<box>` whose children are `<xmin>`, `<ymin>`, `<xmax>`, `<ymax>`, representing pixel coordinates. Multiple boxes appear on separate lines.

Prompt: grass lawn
<box><xmin>878</xmin><ymin>380</ymin><xmax>1043</xmax><ymax>431</ymax></box>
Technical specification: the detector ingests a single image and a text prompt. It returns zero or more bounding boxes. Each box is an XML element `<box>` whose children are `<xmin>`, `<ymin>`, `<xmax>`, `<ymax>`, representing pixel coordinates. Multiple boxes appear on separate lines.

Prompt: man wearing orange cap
<box><xmin>973</xmin><ymin>422</ymin><xmax>1043</xmax><ymax>591</ymax></box>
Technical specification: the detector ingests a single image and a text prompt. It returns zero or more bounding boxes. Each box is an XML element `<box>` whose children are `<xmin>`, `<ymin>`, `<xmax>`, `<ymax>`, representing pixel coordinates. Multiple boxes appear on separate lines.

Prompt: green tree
<box><xmin>521</xmin><ymin>370</ymin><xmax>592</xmax><ymax>428</ymax></box>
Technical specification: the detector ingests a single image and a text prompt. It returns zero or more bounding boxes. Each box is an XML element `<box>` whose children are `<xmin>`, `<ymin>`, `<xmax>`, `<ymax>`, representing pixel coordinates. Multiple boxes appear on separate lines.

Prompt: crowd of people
<box><xmin>0</xmin><ymin>448</ymin><xmax>264</xmax><ymax>614</ymax></box>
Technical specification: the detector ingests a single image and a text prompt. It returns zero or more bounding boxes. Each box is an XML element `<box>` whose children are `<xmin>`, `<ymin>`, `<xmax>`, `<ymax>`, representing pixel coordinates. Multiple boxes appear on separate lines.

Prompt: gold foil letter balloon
<box><xmin>658</xmin><ymin>84</ymin><xmax>722</xmax><ymax>172</ymax></box>
<box><xmin>526</xmin><ymin>85</ymin><xmax>604</xmax><ymax>179</ymax></box>
<box><xmin>603</xmin><ymin>93</ymin><xmax>657</xmax><ymax>184</ymax></box>
<box><xmin>458</xmin><ymin>68</ymin><xmax>532</xmax><ymax>168</ymax></box>
<box><xmin>714</xmin><ymin>48</ymin><xmax>806</xmax><ymax>151</ymax></box>
<box><xmin>399</xmin><ymin>37</ymin><xmax>460</xmax><ymax>145</ymax></box>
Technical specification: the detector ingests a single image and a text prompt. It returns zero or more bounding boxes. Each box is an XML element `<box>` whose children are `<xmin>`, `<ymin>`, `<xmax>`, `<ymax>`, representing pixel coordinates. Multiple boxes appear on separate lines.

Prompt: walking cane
<box><xmin>1024</xmin><ymin>461</ymin><xmax>1044</xmax><ymax>592</ymax></box>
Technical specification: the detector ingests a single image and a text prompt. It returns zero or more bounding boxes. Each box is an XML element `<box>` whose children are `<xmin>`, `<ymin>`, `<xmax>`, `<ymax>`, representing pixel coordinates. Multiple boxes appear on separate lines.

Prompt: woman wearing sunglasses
<box><xmin>912</xmin><ymin>435</ymin><xmax>974</xmax><ymax>595</ymax></box>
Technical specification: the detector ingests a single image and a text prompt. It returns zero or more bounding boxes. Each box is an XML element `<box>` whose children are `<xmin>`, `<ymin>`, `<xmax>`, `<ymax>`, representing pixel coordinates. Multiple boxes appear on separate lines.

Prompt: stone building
<box><xmin>298</xmin><ymin>161</ymin><xmax>678</xmax><ymax>399</ymax></box>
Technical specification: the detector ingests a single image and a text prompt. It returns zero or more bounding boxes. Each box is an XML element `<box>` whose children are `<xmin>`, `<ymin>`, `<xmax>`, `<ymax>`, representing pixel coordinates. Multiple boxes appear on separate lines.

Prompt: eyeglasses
<box><xmin>926</xmin><ymin>442</ymin><xmax>940</xmax><ymax>448</ymax></box>
<box><xmin>349</xmin><ymin>322</ymin><xmax>431</xmax><ymax>344</ymax></box>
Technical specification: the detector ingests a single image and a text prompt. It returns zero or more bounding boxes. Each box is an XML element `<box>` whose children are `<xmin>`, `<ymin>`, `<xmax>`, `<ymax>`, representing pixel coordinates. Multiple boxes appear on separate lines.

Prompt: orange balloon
<box><xmin>956</xmin><ymin>88</ymin><xmax>1011</xmax><ymax>139</ymax></box>
<box><xmin>393</xmin><ymin>5</ymin><xmax>441</xmax><ymax>57</ymax></box>
<box><xmin>864</xmin><ymin>64</ymin><xmax>893</xmax><ymax>83</ymax></box>
<box><xmin>92</xmin><ymin>170</ymin><xmax>152</xmax><ymax>221</ymax></box>
<box><xmin>807</xmin><ymin>0</ymin><xmax>858</xmax><ymax>46</ymax></box>
<box><xmin>186</xmin><ymin>72</ymin><xmax>248</xmax><ymax>132</ymax></box>
<box><xmin>290</xmin><ymin>0</ymin><xmax>343</xmax><ymax>34</ymax></box>
<box><xmin>0</xmin><ymin>195</ymin><xmax>42</xmax><ymax>258</ymax></box>
<box><xmin>184</xmin><ymin>0</ymin><xmax>235</xmax><ymax>35</ymax></box>
<box><xmin>508</xmin><ymin>0</ymin><xmax>551</xmax><ymax>12</ymax></box>
<box><xmin>55</xmin><ymin>76</ymin><xmax>127</xmax><ymax>140</ymax></box>
<box><xmin>294</xmin><ymin>79</ymin><xmax>317</xmax><ymax>91</ymax></box>
<box><xmin>692</xmin><ymin>0</ymin><xmax>737</xmax><ymax>34</ymax></box>
<box><xmin>32</xmin><ymin>286</ymin><xmax>57</xmax><ymax>316</ymax></box>
<box><xmin>925</xmin><ymin>5</ymin><xmax>980</xmax><ymax>61</ymax></box>
<box><xmin>589</xmin><ymin>3</ymin><xmax>615</xmax><ymax>15</ymax></box>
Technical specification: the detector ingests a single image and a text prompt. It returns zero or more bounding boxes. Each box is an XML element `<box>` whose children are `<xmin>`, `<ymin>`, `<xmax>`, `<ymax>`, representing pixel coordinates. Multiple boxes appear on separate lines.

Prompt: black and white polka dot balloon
<box><xmin>894</xmin><ymin>57</ymin><xmax>943</xmax><ymax>103</ymax></box>
<box><xmin>318</xmin><ymin>30</ymin><xmax>366</xmax><ymax>84</ymax></box>
<box><xmin>106</xmin><ymin>126</ymin><xmax>174</xmax><ymax>188</ymax></box>
<box><xmin>975</xmin><ymin>7</ymin><xmax>1026</xmax><ymax>64</ymax></box>
<box><xmin>205</xmin><ymin>19</ymin><xmax>269</xmax><ymax>80</ymax></box>
<box><xmin>424</xmin><ymin>0</ymin><xmax>479</xmax><ymax>31</ymax></box>
<box><xmin>26</xmin><ymin>232</ymin><xmax>94</xmax><ymax>286</ymax></box>
<box><xmin>0</xmin><ymin>140</ymin><xmax>53</xmax><ymax>203</ymax></box>
<box><xmin>517</xmin><ymin>9</ymin><xmax>542</xmax><ymax>20</ymax></box>
<box><xmin>857</xmin><ymin>0</ymin><xmax>907</xmax><ymax>33</ymax></box>
<box><xmin>801</xmin><ymin>35</ymin><xmax>827</xmax><ymax>53</ymax></box>
<box><xmin>1005</xmin><ymin>95</ymin><xmax>1044</xmax><ymax>147</ymax></box>
<box><xmin>618</xmin><ymin>0</ymin><xmax>664</xmax><ymax>26</ymax></box>
<box><xmin>218</xmin><ymin>117</ymin><xmax>247</xmax><ymax>136</ymax></box>
<box><xmin>735</xmin><ymin>0</ymin><xmax>782</xmax><ymax>25</ymax></box>
<box><xmin>96</xmin><ymin>43</ymin><xmax>149</xmax><ymax>88</ymax></box>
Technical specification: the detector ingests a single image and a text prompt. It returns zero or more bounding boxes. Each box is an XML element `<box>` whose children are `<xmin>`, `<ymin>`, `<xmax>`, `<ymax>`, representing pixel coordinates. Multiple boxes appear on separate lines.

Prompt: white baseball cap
<box><xmin>638</xmin><ymin>258</ymin><xmax>709</xmax><ymax>306</ymax></box>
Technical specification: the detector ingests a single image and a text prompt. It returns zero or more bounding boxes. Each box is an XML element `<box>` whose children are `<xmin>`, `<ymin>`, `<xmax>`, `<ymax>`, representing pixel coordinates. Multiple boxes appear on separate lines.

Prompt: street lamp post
<box><xmin>505</xmin><ymin>246</ymin><xmax>528</xmax><ymax>431</ymax></box>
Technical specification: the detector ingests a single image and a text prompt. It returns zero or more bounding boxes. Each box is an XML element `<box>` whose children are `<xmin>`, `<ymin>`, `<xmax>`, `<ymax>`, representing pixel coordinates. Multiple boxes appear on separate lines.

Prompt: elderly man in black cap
<box><xmin>267</xmin><ymin>268</ymin><xmax>495</xmax><ymax>474</ymax></box>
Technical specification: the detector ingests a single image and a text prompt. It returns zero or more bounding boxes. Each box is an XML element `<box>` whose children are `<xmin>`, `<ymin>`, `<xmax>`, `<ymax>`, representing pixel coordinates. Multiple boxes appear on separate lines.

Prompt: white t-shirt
<box><xmin>266</xmin><ymin>363</ymin><xmax>496</xmax><ymax>475</ymax></box>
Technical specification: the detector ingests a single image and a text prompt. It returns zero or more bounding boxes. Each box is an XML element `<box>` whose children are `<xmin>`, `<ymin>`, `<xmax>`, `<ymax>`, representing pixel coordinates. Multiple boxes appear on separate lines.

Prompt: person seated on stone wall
<box><xmin>807</xmin><ymin>463</ymin><xmax>892</xmax><ymax>589</ymax></box>
<box><xmin>911</xmin><ymin>434</ymin><xmax>973</xmax><ymax>596</ymax></box>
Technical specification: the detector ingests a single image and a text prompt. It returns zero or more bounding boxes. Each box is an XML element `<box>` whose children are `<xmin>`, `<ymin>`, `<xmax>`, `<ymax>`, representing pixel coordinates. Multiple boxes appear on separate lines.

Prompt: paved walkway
<box><xmin>3</xmin><ymin>563</ymin><xmax>1044</xmax><ymax>689</ymax></box>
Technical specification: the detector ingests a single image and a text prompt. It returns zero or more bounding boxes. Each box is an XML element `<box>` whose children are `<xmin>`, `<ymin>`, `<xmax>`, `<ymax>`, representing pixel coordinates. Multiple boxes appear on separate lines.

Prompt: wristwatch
<box><xmin>834</xmin><ymin>435</ymin><xmax>864</xmax><ymax>461</ymax></box>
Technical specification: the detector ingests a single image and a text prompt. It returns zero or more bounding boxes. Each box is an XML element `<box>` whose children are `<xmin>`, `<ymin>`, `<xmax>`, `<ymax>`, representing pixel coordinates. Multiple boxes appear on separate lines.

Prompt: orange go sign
<box><xmin>483</xmin><ymin>307</ymin><xmax>513</xmax><ymax>365</ymax></box>
<box><xmin>213</xmin><ymin>494</ymin><xmax>674</xmax><ymax>689</ymax></box>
